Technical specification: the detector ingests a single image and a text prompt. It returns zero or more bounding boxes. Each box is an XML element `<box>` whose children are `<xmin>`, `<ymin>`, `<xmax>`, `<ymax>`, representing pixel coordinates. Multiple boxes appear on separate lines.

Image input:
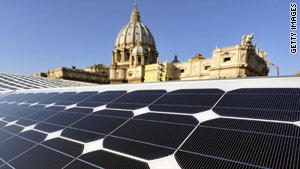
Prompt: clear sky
<box><xmin>0</xmin><ymin>0</ymin><xmax>299</xmax><ymax>76</ymax></box>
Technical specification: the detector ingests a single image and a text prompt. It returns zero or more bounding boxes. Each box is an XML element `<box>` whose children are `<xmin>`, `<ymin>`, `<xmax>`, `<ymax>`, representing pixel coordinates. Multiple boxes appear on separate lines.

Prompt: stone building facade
<box><xmin>46</xmin><ymin>66</ymin><xmax>109</xmax><ymax>84</ymax></box>
<box><xmin>32</xmin><ymin>72</ymin><xmax>47</xmax><ymax>78</ymax></box>
<box><xmin>144</xmin><ymin>34</ymin><xmax>269</xmax><ymax>82</ymax></box>
<box><xmin>175</xmin><ymin>34</ymin><xmax>269</xmax><ymax>80</ymax></box>
<box><xmin>144</xmin><ymin>62</ymin><xmax>177</xmax><ymax>82</ymax></box>
<box><xmin>84</xmin><ymin>64</ymin><xmax>109</xmax><ymax>76</ymax></box>
<box><xmin>33</xmin><ymin>64</ymin><xmax>110</xmax><ymax>84</ymax></box>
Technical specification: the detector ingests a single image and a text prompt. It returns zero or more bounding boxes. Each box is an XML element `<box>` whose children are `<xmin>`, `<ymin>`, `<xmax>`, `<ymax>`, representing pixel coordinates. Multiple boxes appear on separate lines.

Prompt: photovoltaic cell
<box><xmin>0</xmin><ymin>136</ymin><xmax>35</xmax><ymax>161</ymax></box>
<box><xmin>2</xmin><ymin>125</ymin><xmax>23</xmax><ymax>134</ymax></box>
<box><xmin>44</xmin><ymin>112</ymin><xmax>85</xmax><ymax>126</ymax></box>
<box><xmin>104</xmin><ymin>136</ymin><xmax>175</xmax><ymax>160</ymax></box>
<box><xmin>104</xmin><ymin>118</ymin><xmax>196</xmax><ymax>159</ymax></box>
<box><xmin>93</xmin><ymin>109</ymin><xmax>134</xmax><ymax>118</ymax></box>
<box><xmin>0</xmin><ymin>161</ymin><xmax>4</xmax><ymax>167</ymax></box>
<box><xmin>42</xmin><ymin>138</ymin><xmax>84</xmax><ymax>157</ymax></box>
<box><xmin>201</xmin><ymin>118</ymin><xmax>300</xmax><ymax>137</ymax></box>
<box><xmin>77</xmin><ymin>91</ymin><xmax>126</xmax><ymax>107</ymax></box>
<box><xmin>28</xmin><ymin>105</ymin><xmax>45</xmax><ymax>109</ymax></box>
<box><xmin>37</xmin><ymin>92</ymin><xmax>76</xmax><ymax>105</ymax></box>
<box><xmin>26</xmin><ymin>93</ymin><xmax>59</xmax><ymax>104</ymax></box>
<box><xmin>9</xmin><ymin>145</ymin><xmax>74</xmax><ymax>169</ymax></box>
<box><xmin>0</xmin><ymin>130</ymin><xmax>13</xmax><ymax>142</ymax></box>
<box><xmin>25</xmin><ymin>109</ymin><xmax>59</xmax><ymax>121</ymax></box>
<box><xmin>23</xmin><ymin>93</ymin><xmax>45</xmax><ymax>104</ymax></box>
<box><xmin>107</xmin><ymin>90</ymin><xmax>166</xmax><ymax>110</ymax></box>
<box><xmin>44</xmin><ymin>106</ymin><xmax>66</xmax><ymax>111</ymax></box>
<box><xmin>6</xmin><ymin>108</ymin><xmax>38</xmax><ymax>118</ymax></box>
<box><xmin>0</xmin><ymin>121</ymin><xmax>6</xmax><ymax>128</ymax></box>
<box><xmin>70</xmin><ymin>115</ymin><xmax>128</xmax><ymax>135</ymax></box>
<box><xmin>175</xmin><ymin>151</ymin><xmax>261</xmax><ymax>169</ymax></box>
<box><xmin>34</xmin><ymin>123</ymin><xmax>64</xmax><ymax>133</ymax></box>
<box><xmin>1</xmin><ymin>116</ymin><xmax>19</xmax><ymax>122</ymax></box>
<box><xmin>63</xmin><ymin>107</ymin><xmax>93</xmax><ymax>114</ymax></box>
<box><xmin>78</xmin><ymin>150</ymin><xmax>150</xmax><ymax>169</ymax></box>
<box><xmin>61</xmin><ymin>128</ymin><xmax>105</xmax><ymax>143</ymax></box>
<box><xmin>213</xmin><ymin>88</ymin><xmax>300</xmax><ymax>121</ymax></box>
<box><xmin>176</xmin><ymin>121</ymin><xmax>300</xmax><ymax>169</ymax></box>
<box><xmin>134</xmin><ymin>113</ymin><xmax>199</xmax><ymax>125</ymax></box>
<box><xmin>64</xmin><ymin>160</ymin><xmax>99</xmax><ymax>169</ymax></box>
<box><xmin>0</xmin><ymin>107</ymin><xmax>24</xmax><ymax>116</ymax></box>
<box><xmin>108</xmin><ymin>119</ymin><xmax>195</xmax><ymax>148</ymax></box>
<box><xmin>16</xmin><ymin>119</ymin><xmax>37</xmax><ymax>126</ymax></box>
<box><xmin>18</xmin><ymin>130</ymin><xmax>47</xmax><ymax>143</ymax></box>
<box><xmin>149</xmin><ymin>89</ymin><xmax>224</xmax><ymax>114</ymax></box>
<box><xmin>54</xmin><ymin>91</ymin><xmax>98</xmax><ymax>106</ymax></box>
<box><xmin>0</xmin><ymin>165</ymin><xmax>13</xmax><ymax>169</ymax></box>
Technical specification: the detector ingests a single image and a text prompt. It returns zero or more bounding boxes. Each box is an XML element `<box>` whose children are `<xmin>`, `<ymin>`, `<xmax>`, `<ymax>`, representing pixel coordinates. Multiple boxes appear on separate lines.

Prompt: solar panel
<box><xmin>0</xmin><ymin>72</ymin><xmax>97</xmax><ymax>91</ymax></box>
<box><xmin>0</xmin><ymin>76</ymin><xmax>299</xmax><ymax>169</ymax></box>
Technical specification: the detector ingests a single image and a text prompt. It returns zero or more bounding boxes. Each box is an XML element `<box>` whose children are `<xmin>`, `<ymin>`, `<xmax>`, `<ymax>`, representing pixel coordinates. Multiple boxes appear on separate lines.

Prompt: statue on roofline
<box><xmin>245</xmin><ymin>33</ymin><xmax>254</xmax><ymax>45</ymax></box>
<box><xmin>241</xmin><ymin>34</ymin><xmax>246</xmax><ymax>45</ymax></box>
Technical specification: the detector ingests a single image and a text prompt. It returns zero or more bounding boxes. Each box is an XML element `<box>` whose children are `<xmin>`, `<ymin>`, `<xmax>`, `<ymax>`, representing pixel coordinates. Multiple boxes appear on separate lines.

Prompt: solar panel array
<box><xmin>0</xmin><ymin>72</ymin><xmax>97</xmax><ymax>91</ymax></box>
<box><xmin>0</xmin><ymin>76</ymin><xmax>299</xmax><ymax>169</ymax></box>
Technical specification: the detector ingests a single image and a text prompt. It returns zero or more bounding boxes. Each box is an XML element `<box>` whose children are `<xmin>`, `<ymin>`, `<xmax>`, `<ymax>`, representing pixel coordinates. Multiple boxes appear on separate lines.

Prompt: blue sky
<box><xmin>0</xmin><ymin>0</ymin><xmax>299</xmax><ymax>76</ymax></box>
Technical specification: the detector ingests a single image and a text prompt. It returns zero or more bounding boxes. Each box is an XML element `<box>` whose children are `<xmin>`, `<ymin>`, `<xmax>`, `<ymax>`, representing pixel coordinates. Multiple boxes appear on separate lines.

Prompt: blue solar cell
<box><xmin>213</xmin><ymin>88</ymin><xmax>300</xmax><ymax>121</ymax></box>
<box><xmin>18</xmin><ymin>130</ymin><xmax>47</xmax><ymax>143</ymax></box>
<box><xmin>0</xmin><ymin>136</ymin><xmax>36</xmax><ymax>161</ymax></box>
<box><xmin>104</xmin><ymin>118</ymin><xmax>195</xmax><ymax>160</ymax></box>
<box><xmin>134</xmin><ymin>113</ymin><xmax>199</xmax><ymax>125</ymax></box>
<box><xmin>78</xmin><ymin>150</ymin><xmax>150</xmax><ymax>169</ymax></box>
<box><xmin>77</xmin><ymin>91</ymin><xmax>126</xmax><ymax>108</ymax></box>
<box><xmin>42</xmin><ymin>138</ymin><xmax>84</xmax><ymax>156</ymax></box>
<box><xmin>63</xmin><ymin>160</ymin><xmax>99</xmax><ymax>169</ymax></box>
<box><xmin>93</xmin><ymin>109</ymin><xmax>134</xmax><ymax>118</ymax></box>
<box><xmin>107</xmin><ymin>90</ymin><xmax>167</xmax><ymax>110</ymax></box>
<box><xmin>34</xmin><ymin>123</ymin><xmax>64</xmax><ymax>133</ymax></box>
<box><xmin>61</xmin><ymin>128</ymin><xmax>105</xmax><ymax>143</ymax></box>
<box><xmin>149</xmin><ymin>89</ymin><xmax>224</xmax><ymax>114</ymax></box>
<box><xmin>70</xmin><ymin>115</ymin><xmax>128</xmax><ymax>135</ymax></box>
<box><xmin>178</xmin><ymin>125</ymin><xmax>300</xmax><ymax>169</ymax></box>
<box><xmin>44</xmin><ymin>112</ymin><xmax>85</xmax><ymax>126</ymax></box>
<box><xmin>0</xmin><ymin>130</ymin><xmax>13</xmax><ymax>142</ymax></box>
<box><xmin>9</xmin><ymin>145</ymin><xmax>74</xmax><ymax>169</ymax></box>
<box><xmin>2</xmin><ymin>125</ymin><xmax>23</xmax><ymax>134</ymax></box>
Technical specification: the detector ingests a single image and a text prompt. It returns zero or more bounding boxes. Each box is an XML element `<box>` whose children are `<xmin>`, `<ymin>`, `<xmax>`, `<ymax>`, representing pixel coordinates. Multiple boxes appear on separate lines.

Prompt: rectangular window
<box><xmin>224</xmin><ymin>57</ymin><xmax>231</xmax><ymax>62</ymax></box>
<box><xmin>205</xmin><ymin>65</ymin><xmax>211</xmax><ymax>70</ymax></box>
<box><xmin>180</xmin><ymin>69</ymin><xmax>185</xmax><ymax>73</ymax></box>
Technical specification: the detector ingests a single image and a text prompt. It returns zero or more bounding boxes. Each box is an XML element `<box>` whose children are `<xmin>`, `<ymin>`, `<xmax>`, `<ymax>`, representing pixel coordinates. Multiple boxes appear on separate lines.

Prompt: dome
<box><xmin>132</xmin><ymin>43</ymin><xmax>147</xmax><ymax>55</ymax></box>
<box><xmin>172</xmin><ymin>54</ymin><xmax>180</xmax><ymax>63</ymax></box>
<box><xmin>114</xmin><ymin>3</ymin><xmax>156</xmax><ymax>48</ymax></box>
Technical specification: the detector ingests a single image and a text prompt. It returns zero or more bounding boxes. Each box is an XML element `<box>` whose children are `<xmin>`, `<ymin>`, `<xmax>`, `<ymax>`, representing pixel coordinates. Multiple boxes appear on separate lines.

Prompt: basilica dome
<box><xmin>114</xmin><ymin>3</ymin><xmax>156</xmax><ymax>48</ymax></box>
